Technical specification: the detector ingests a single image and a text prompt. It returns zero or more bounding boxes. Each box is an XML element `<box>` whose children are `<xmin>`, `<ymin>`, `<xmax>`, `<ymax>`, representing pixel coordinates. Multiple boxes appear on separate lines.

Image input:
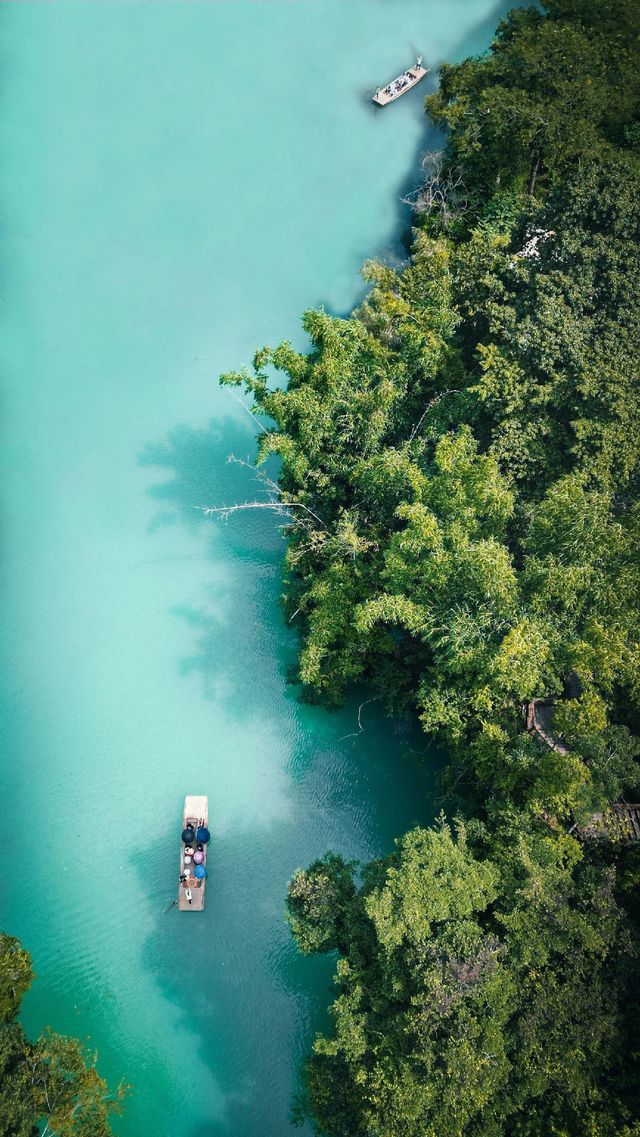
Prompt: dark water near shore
<box><xmin>0</xmin><ymin>3</ymin><xmax>515</xmax><ymax>1133</ymax></box>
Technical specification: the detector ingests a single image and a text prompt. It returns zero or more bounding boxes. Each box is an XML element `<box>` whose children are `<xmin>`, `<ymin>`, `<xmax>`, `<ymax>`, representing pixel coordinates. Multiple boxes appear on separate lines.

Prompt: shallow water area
<box><xmin>1</xmin><ymin>2</ymin><xmax>517</xmax><ymax>1134</ymax></box>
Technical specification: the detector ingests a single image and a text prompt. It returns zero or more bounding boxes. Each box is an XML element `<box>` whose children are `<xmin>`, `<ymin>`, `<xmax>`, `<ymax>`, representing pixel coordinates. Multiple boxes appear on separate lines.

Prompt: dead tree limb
<box><xmin>228</xmin><ymin>391</ymin><xmax>269</xmax><ymax>434</ymax></box>
<box><xmin>200</xmin><ymin>453</ymin><xmax>327</xmax><ymax>529</ymax></box>
<box><xmin>199</xmin><ymin>500</ymin><xmax>326</xmax><ymax>528</ymax></box>
<box><xmin>528</xmin><ymin>150</ymin><xmax>541</xmax><ymax>197</ymax></box>
<box><xmin>409</xmin><ymin>390</ymin><xmax>459</xmax><ymax>442</ymax></box>
<box><xmin>403</xmin><ymin>151</ymin><xmax>468</xmax><ymax>225</ymax></box>
<box><xmin>337</xmin><ymin>697</ymin><xmax>380</xmax><ymax>742</ymax></box>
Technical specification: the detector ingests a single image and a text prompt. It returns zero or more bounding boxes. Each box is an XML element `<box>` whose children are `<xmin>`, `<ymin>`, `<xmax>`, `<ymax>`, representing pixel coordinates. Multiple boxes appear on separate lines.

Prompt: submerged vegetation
<box><xmin>223</xmin><ymin>2</ymin><xmax>640</xmax><ymax>1134</ymax></box>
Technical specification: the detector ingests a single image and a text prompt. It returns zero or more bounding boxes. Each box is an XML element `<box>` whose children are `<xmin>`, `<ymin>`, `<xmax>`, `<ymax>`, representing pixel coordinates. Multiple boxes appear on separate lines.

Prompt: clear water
<box><xmin>0</xmin><ymin>3</ymin><xmax>515</xmax><ymax>1134</ymax></box>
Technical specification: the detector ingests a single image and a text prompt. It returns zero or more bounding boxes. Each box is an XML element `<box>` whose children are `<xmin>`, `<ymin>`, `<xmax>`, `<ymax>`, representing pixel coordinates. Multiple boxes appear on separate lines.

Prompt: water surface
<box><xmin>1</xmin><ymin>3</ymin><xmax>515</xmax><ymax>1133</ymax></box>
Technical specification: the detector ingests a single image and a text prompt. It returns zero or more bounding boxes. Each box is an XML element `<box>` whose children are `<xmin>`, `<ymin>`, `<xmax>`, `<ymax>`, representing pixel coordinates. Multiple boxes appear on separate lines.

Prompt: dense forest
<box><xmin>2</xmin><ymin>2</ymin><xmax>638</xmax><ymax>1135</ymax></box>
<box><xmin>222</xmin><ymin>2</ymin><xmax>640</xmax><ymax>1134</ymax></box>
<box><xmin>0</xmin><ymin>934</ymin><xmax>123</xmax><ymax>1136</ymax></box>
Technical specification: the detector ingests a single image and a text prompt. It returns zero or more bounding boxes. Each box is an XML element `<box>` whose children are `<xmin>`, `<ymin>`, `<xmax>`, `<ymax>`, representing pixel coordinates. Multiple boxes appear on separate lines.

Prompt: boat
<box><xmin>373</xmin><ymin>57</ymin><xmax>429</xmax><ymax>106</ymax></box>
<box><xmin>178</xmin><ymin>795</ymin><xmax>209</xmax><ymax>911</ymax></box>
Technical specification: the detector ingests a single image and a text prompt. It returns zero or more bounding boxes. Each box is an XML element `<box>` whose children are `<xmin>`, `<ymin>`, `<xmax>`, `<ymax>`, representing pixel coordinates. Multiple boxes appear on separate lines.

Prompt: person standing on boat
<box><xmin>185</xmin><ymin>887</ymin><xmax>193</xmax><ymax>905</ymax></box>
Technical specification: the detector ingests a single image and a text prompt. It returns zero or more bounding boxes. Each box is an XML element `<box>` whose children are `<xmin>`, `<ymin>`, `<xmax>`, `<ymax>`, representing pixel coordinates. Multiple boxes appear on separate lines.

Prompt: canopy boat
<box><xmin>178</xmin><ymin>795</ymin><xmax>209</xmax><ymax>912</ymax></box>
<box><xmin>373</xmin><ymin>57</ymin><xmax>429</xmax><ymax>106</ymax></box>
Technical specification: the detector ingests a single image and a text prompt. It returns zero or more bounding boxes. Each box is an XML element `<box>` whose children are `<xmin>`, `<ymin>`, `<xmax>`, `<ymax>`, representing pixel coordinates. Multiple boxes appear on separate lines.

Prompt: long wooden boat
<box><xmin>373</xmin><ymin>58</ymin><xmax>429</xmax><ymax>106</ymax></box>
<box><xmin>178</xmin><ymin>795</ymin><xmax>209</xmax><ymax>912</ymax></box>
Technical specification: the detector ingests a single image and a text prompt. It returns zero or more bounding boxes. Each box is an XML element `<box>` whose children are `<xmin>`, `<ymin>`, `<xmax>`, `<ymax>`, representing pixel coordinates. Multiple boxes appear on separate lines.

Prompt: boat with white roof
<box><xmin>373</xmin><ymin>57</ymin><xmax>429</xmax><ymax>106</ymax></box>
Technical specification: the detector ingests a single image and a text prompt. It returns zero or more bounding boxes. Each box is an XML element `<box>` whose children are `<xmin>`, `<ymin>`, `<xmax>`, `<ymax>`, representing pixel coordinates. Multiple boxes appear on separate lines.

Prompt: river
<box><xmin>0</xmin><ymin>3</ymin><xmax>514</xmax><ymax>1134</ymax></box>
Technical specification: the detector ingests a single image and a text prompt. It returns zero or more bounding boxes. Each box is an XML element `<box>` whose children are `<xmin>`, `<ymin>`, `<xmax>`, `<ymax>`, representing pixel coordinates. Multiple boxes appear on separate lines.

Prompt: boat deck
<box><xmin>179</xmin><ymin>794</ymin><xmax>208</xmax><ymax>912</ymax></box>
<box><xmin>373</xmin><ymin>65</ymin><xmax>429</xmax><ymax>106</ymax></box>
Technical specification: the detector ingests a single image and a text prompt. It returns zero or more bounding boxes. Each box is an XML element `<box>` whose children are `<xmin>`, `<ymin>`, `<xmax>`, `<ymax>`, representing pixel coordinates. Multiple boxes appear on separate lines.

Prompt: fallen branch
<box><xmin>199</xmin><ymin>500</ymin><xmax>326</xmax><ymax>528</ymax></box>
<box><xmin>201</xmin><ymin>454</ymin><xmax>326</xmax><ymax>529</ymax></box>
<box><xmin>403</xmin><ymin>151</ymin><xmax>468</xmax><ymax>224</ymax></box>
<box><xmin>337</xmin><ymin>697</ymin><xmax>380</xmax><ymax>742</ymax></box>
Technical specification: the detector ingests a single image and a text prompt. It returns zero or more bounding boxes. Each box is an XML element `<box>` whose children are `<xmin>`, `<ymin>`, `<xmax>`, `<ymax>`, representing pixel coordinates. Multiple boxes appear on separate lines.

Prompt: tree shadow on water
<box><xmin>139</xmin><ymin>414</ymin><xmax>281</xmax><ymax>554</ymax></box>
<box><xmin>132</xmin><ymin>709</ymin><xmax>443</xmax><ymax>1136</ymax></box>
<box><xmin>139</xmin><ymin>414</ymin><xmax>299</xmax><ymax>716</ymax></box>
<box><xmin>134</xmin><ymin>412</ymin><xmax>444</xmax><ymax>1136</ymax></box>
<box><xmin>132</xmin><ymin>809</ymin><xmax>340</xmax><ymax>1137</ymax></box>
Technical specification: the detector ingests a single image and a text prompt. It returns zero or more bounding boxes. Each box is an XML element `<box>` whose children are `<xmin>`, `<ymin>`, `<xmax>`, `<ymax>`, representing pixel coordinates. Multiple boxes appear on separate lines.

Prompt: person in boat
<box><xmin>185</xmin><ymin>887</ymin><xmax>193</xmax><ymax>905</ymax></box>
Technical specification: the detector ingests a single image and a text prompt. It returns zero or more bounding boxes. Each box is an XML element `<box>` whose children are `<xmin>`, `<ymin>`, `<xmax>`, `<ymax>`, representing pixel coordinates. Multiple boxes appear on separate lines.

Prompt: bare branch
<box><xmin>409</xmin><ymin>389</ymin><xmax>460</xmax><ymax>442</ymax></box>
<box><xmin>227</xmin><ymin>391</ymin><xmax>269</xmax><ymax>434</ymax></box>
<box><xmin>199</xmin><ymin>499</ymin><xmax>326</xmax><ymax>529</ymax></box>
<box><xmin>403</xmin><ymin>151</ymin><xmax>468</xmax><ymax>225</ymax></box>
<box><xmin>337</xmin><ymin>697</ymin><xmax>380</xmax><ymax>742</ymax></box>
<box><xmin>200</xmin><ymin>453</ymin><xmax>327</xmax><ymax>530</ymax></box>
<box><xmin>227</xmin><ymin>454</ymin><xmax>281</xmax><ymax>499</ymax></box>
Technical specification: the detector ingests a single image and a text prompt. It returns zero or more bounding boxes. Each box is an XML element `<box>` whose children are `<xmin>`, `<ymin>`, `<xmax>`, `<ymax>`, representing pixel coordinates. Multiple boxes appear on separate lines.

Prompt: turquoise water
<box><xmin>0</xmin><ymin>3</ymin><xmax>515</xmax><ymax>1134</ymax></box>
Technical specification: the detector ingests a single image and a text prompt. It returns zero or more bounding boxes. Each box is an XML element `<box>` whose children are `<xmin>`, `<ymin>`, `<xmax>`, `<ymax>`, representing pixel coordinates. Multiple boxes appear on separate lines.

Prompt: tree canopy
<box><xmin>222</xmin><ymin>157</ymin><xmax>640</xmax><ymax>821</ymax></box>
<box><xmin>220</xmin><ymin>2</ymin><xmax>640</xmax><ymax>1133</ymax></box>
<box><xmin>287</xmin><ymin>819</ymin><xmax>638</xmax><ymax>1137</ymax></box>
<box><xmin>0</xmin><ymin>934</ymin><xmax>124</xmax><ymax>1137</ymax></box>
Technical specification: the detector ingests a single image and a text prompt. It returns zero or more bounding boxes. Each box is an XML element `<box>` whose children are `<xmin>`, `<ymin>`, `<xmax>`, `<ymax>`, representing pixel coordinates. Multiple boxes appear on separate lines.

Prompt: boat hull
<box><xmin>179</xmin><ymin>794</ymin><xmax>208</xmax><ymax>911</ymax></box>
<box><xmin>373</xmin><ymin>65</ymin><xmax>429</xmax><ymax>106</ymax></box>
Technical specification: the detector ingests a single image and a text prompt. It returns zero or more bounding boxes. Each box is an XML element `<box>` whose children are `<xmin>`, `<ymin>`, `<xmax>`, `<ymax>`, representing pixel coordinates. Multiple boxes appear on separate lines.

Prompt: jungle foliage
<box><xmin>221</xmin><ymin>2</ymin><xmax>640</xmax><ymax>1134</ymax></box>
<box><xmin>0</xmin><ymin>934</ymin><xmax>124</xmax><ymax>1137</ymax></box>
<box><xmin>287</xmin><ymin>819</ymin><xmax>638</xmax><ymax>1137</ymax></box>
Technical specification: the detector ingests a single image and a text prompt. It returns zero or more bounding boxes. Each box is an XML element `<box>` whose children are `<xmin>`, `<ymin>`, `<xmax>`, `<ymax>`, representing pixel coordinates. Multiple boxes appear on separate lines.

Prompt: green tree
<box><xmin>0</xmin><ymin>934</ymin><xmax>33</xmax><ymax>1023</ymax></box>
<box><xmin>290</xmin><ymin>820</ymin><xmax>639</xmax><ymax>1137</ymax></box>
<box><xmin>286</xmin><ymin>854</ymin><xmax>356</xmax><ymax>955</ymax></box>
<box><xmin>0</xmin><ymin>935</ymin><xmax>125</xmax><ymax>1137</ymax></box>
<box><xmin>425</xmin><ymin>1</ymin><xmax>640</xmax><ymax>202</ymax></box>
<box><xmin>220</xmin><ymin>3</ymin><xmax>640</xmax><ymax>1133</ymax></box>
